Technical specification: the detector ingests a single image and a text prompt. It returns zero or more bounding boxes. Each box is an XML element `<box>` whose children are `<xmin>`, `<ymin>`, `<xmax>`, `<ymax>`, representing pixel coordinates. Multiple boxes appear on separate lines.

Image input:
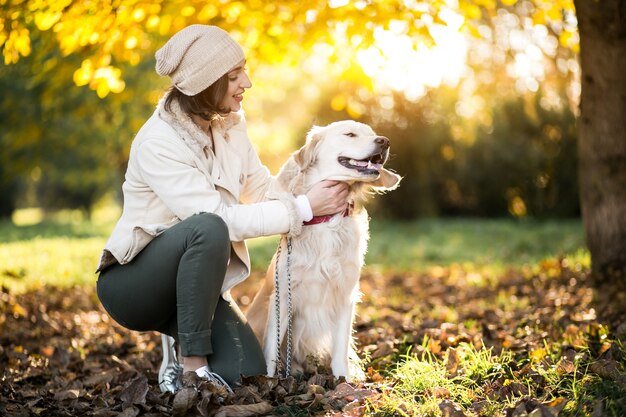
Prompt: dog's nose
<box><xmin>375</xmin><ymin>136</ymin><xmax>389</xmax><ymax>147</ymax></box>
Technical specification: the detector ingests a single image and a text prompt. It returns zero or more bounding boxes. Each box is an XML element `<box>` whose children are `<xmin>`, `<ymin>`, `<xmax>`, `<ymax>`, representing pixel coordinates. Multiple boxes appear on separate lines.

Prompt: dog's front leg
<box><xmin>331</xmin><ymin>301</ymin><xmax>355</xmax><ymax>380</ymax></box>
<box><xmin>263</xmin><ymin>291</ymin><xmax>289</xmax><ymax>377</ymax></box>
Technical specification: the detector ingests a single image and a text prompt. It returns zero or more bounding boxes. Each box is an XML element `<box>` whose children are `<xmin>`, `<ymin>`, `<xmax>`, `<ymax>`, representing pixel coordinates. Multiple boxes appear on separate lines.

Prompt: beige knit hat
<box><xmin>155</xmin><ymin>25</ymin><xmax>245</xmax><ymax>96</ymax></box>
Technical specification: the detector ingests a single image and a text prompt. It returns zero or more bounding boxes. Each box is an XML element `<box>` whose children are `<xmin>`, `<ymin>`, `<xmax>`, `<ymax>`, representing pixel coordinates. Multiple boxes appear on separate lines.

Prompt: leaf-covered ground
<box><xmin>1</xmin><ymin>259</ymin><xmax>625</xmax><ymax>416</ymax></box>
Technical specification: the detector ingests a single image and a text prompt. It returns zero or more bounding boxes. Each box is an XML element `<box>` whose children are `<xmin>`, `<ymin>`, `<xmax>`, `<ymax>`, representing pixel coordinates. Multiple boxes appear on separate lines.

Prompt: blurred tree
<box><xmin>0</xmin><ymin>28</ymin><xmax>158</xmax><ymax>217</ymax></box>
<box><xmin>573</xmin><ymin>0</ymin><xmax>626</xmax><ymax>282</ymax></box>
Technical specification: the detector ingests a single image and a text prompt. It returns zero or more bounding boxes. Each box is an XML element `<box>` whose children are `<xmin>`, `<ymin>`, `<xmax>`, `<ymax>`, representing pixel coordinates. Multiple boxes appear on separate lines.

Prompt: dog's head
<box><xmin>293</xmin><ymin>120</ymin><xmax>401</xmax><ymax>192</ymax></box>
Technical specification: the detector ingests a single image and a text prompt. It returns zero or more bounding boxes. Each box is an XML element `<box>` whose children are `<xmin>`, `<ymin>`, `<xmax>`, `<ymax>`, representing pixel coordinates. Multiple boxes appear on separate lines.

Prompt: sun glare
<box><xmin>356</xmin><ymin>9</ymin><xmax>468</xmax><ymax>101</ymax></box>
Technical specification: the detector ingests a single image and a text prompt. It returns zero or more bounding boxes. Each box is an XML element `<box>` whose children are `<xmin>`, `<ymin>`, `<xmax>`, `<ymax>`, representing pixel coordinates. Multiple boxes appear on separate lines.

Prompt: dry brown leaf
<box><xmin>118</xmin><ymin>405</ymin><xmax>140</xmax><ymax>417</ymax></box>
<box><xmin>589</xmin><ymin>359</ymin><xmax>621</xmax><ymax>380</ymax></box>
<box><xmin>53</xmin><ymin>388</ymin><xmax>80</xmax><ymax>401</ymax></box>
<box><xmin>430</xmin><ymin>387</ymin><xmax>451</xmax><ymax>398</ymax></box>
<box><xmin>438</xmin><ymin>399</ymin><xmax>467</xmax><ymax>417</ymax></box>
<box><xmin>445</xmin><ymin>347</ymin><xmax>459</xmax><ymax>375</ymax></box>
<box><xmin>84</xmin><ymin>369</ymin><xmax>116</xmax><ymax>387</ymax></box>
<box><xmin>213</xmin><ymin>401</ymin><xmax>273</xmax><ymax>417</ymax></box>
<box><xmin>172</xmin><ymin>387</ymin><xmax>198</xmax><ymax>417</ymax></box>
<box><xmin>556</xmin><ymin>358</ymin><xmax>576</xmax><ymax>375</ymax></box>
<box><xmin>119</xmin><ymin>374</ymin><xmax>148</xmax><ymax>408</ymax></box>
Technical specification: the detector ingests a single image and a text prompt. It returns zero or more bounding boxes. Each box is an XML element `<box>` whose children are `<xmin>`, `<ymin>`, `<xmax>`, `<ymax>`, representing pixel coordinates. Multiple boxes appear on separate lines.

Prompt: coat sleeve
<box><xmin>135</xmin><ymin>137</ymin><xmax>301</xmax><ymax>241</ymax></box>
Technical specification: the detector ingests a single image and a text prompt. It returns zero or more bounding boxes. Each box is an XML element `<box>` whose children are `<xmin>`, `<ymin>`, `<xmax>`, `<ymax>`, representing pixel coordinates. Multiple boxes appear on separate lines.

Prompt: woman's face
<box><xmin>220</xmin><ymin>60</ymin><xmax>251</xmax><ymax>113</ymax></box>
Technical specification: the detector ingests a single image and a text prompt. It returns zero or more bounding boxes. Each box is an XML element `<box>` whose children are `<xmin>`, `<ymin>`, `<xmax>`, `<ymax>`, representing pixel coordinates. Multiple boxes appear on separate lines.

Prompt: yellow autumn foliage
<box><xmin>0</xmin><ymin>0</ymin><xmax>576</xmax><ymax>97</ymax></box>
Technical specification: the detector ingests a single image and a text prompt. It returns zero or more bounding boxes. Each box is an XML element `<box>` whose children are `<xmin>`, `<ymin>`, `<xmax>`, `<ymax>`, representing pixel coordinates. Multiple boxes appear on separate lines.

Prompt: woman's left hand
<box><xmin>306</xmin><ymin>180</ymin><xmax>350</xmax><ymax>216</ymax></box>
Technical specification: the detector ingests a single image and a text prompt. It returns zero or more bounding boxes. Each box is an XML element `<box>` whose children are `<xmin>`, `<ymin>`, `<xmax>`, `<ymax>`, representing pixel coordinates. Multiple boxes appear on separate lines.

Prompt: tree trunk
<box><xmin>574</xmin><ymin>0</ymin><xmax>626</xmax><ymax>282</ymax></box>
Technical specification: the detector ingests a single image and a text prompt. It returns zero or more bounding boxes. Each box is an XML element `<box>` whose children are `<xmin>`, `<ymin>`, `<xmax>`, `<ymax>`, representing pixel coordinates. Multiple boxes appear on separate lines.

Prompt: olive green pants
<box><xmin>96</xmin><ymin>213</ymin><xmax>265</xmax><ymax>384</ymax></box>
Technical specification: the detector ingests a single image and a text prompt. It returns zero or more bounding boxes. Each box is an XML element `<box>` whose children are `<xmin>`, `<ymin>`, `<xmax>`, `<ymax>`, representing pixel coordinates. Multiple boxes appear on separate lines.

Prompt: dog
<box><xmin>245</xmin><ymin>120</ymin><xmax>401</xmax><ymax>381</ymax></box>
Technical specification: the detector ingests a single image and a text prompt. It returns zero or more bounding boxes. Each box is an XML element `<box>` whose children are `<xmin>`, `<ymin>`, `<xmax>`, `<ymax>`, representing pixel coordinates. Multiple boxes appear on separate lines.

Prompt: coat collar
<box><xmin>156</xmin><ymin>98</ymin><xmax>242</xmax><ymax>160</ymax></box>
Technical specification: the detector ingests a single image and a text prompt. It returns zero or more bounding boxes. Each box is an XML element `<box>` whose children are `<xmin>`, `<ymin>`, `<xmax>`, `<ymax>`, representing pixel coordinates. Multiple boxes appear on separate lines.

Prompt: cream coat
<box><xmin>97</xmin><ymin>100</ymin><xmax>302</xmax><ymax>295</ymax></box>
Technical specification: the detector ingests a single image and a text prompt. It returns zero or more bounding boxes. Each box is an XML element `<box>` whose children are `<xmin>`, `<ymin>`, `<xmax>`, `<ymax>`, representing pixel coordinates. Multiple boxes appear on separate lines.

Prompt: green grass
<box><xmin>366</xmin><ymin>218</ymin><xmax>586</xmax><ymax>273</ymax></box>
<box><xmin>0</xmin><ymin>208</ymin><xmax>586</xmax><ymax>292</ymax></box>
<box><xmin>251</xmin><ymin>218</ymin><xmax>587</xmax><ymax>275</ymax></box>
<box><xmin>372</xmin><ymin>343</ymin><xmax>517</xmax><ymax>416</ymax></box>
<box><xmin>0</xmin><ymin>207</ymin><xmax>119</xmax><ymax>293</ymax></box>
<box><xmin>370</xmin><ymin>338</ymin><xmax>626</xmax><ymax>417</ymax></box>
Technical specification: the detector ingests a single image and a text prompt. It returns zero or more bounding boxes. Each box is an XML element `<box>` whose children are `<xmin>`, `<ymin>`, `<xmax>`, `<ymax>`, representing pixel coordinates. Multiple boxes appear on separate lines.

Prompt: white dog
<box><xmin>246</xmin><ymin>120</ymin><xmax>401</xmax><ymax>381</ymax></box>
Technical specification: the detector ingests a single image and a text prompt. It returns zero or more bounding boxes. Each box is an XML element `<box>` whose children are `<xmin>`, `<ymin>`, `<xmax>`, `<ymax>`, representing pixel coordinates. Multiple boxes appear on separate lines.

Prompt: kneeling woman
<box><xmin>96</xmin><ymin>25</ymin><xmax>349</xmax><ymax>393</ymax></box>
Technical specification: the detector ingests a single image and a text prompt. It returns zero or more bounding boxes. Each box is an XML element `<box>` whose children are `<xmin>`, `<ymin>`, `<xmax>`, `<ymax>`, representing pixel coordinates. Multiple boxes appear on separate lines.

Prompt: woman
<box><xmin>96</xmin><ymin>25</ymin><xmax>349</xmax><ymax>393</ymax></box>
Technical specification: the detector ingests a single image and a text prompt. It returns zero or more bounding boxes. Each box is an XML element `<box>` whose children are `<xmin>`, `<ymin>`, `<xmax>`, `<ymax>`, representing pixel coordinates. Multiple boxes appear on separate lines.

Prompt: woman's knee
<box><xmin>184</xmin><ymin>213</ymin><xmax>230</xmax><ymax>253</ymax></box>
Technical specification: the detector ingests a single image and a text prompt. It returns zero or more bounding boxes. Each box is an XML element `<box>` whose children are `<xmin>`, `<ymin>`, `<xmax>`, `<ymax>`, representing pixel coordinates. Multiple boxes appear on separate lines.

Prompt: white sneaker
<box><xmin>195</xmin><ymin>365</ymin><xmax>234</xmax><ymax>394</ymax></box>
<box><xmin>158</xmin><ymin>334</ymin><xmax>183</xmax><ymax>393</ymax></box>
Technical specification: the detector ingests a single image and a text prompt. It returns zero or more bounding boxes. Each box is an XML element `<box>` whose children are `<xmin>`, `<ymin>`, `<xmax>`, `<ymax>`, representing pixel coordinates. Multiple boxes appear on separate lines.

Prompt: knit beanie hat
<box><xmin>155</xmin><ymin>25</ymin><xmax>245</xmax><ymax>96</ymax></box>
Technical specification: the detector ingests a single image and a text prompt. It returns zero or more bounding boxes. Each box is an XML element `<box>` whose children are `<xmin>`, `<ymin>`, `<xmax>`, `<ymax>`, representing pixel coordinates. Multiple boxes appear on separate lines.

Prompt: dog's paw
<box><xmin>331</xmin><ymin>359</ymin><xmax>351</xmax><ymax>381</ymax></box>
<box><xmin>348</xmin><ymin>365</ymin><xmax>366</xmax><ymax>382</ymax></box>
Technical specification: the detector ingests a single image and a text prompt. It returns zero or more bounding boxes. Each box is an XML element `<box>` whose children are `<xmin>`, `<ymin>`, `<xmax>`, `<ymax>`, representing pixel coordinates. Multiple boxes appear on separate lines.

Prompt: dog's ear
<box><xmin>294</xmin><ymin>126</ymin><xmax>323</xmax><ymax>170</ymax></box>
<box><xmin>368</xmin><ymin>168</ymin><xmax>402</xmax><ymax>192</ymax></box>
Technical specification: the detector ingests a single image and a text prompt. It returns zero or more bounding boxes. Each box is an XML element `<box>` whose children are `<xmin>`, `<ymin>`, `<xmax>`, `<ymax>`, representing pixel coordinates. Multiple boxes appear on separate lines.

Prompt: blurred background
<box><xmin>0</xmin><ymin>0</ymin><xmax>580</xmax><ymax>222</ymax></box>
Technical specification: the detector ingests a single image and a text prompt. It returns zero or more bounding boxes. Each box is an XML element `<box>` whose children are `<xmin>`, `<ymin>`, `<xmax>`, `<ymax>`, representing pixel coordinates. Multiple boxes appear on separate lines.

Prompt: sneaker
<box><xmin>158</xmin><ymin>334</ymin><xmax>183</xmax><ymax>393</ymax></box>
<box><xmin>195</xmin><ymin>365</ymin><xmax>234</xmax><ymax>395</ymax></box>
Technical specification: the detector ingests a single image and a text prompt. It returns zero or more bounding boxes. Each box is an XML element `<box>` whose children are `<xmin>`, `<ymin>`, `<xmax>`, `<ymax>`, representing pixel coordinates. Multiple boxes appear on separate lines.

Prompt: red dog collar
<box><xmin>303</xmin><ymin>202</ymin><xmax>353</xmax><ymax>226</ymax></box>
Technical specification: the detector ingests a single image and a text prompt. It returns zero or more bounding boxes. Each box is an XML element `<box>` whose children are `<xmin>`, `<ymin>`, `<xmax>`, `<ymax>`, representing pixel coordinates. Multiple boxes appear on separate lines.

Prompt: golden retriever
<box><xmin>246</xmin><ymin>120</ymin><xmax>401</xmax><ymax>381</ymax></box>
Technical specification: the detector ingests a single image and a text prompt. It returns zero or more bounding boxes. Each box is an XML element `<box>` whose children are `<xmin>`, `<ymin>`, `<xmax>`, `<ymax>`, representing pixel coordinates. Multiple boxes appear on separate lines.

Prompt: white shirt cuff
<box><xmin>294</xmin><ymin>194</ymin><xmax>313</xmax><ymax>222</ymax></box>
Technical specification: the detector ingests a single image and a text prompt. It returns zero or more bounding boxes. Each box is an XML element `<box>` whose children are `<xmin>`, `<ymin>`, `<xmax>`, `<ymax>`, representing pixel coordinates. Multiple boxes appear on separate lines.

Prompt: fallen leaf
<box><xmin>589</xmin><ymin>359</ymin><xmax>621</xmax><ymax>380</ymax></box>
<box><xmin>542</xmin><ymin>397</ymin><xmax>568</xmax><ymax>416</ymax></box>
<box><xmin>118</xmin><ymin>406</ymin><xmax>140</xmax><ymax>417</ymax></box>
<box><xmin>213</xmin><ymin>401</ymin><xmax>273</xmax><ymax>417</ymax></box>
<box><xmin>172</xmin><ymin>387</ymin><xmax>198</xmax><ymax>417</ymax></box>
<box><xmin>119</xmin><ymin>374</ymin><xmax>148</xmax><ymax>408</ymax></box>
<box><xmin>439</xmin><ymin>399</ymin><xmax>467</xmax><ymax>417</ymax></box>
<box><xmin>430</xmin><ymin>387</ymin><xmax>451</xmax><ymax>398</ymax></box>
<box><xmin>84</xmin><ymin>370</ymin><xmax>116</xmax><ymax>387</ymax></box>
<box><xmin>53</xmin><ymin>389</ymin><xmax>81</xmax><ymax>401</ymax></box>
<box><xmin>556</xmin><ymin>358</ymin><xmax>576</xmax><ymax>375</ymax></box>
<box><xmin>445</xmin><ymin>347</ymin><xmax>459</xmax><ymax>374</ymax></box>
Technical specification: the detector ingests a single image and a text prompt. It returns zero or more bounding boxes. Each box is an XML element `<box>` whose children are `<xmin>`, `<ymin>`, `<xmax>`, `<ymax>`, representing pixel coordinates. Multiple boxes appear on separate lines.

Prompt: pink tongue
<box><xmin>351</xmin><ymin>159</ymin><xmax>382</xmax><ymax>170</ymax></box>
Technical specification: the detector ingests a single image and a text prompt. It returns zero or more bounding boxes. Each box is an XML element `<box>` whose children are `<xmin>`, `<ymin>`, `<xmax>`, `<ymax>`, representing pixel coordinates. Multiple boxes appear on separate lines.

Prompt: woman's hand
<box><xmin>306</xmin><ymin>180</ymin><xmax>350</xmax><ymax>216</ymax></box>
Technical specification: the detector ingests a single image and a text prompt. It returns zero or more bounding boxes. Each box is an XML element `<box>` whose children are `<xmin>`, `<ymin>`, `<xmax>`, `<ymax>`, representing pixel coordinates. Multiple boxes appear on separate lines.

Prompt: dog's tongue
<box><xmin>350</xmin><ymin>159</ymin><xmax>382</xmax><ymax>170</ymax></box>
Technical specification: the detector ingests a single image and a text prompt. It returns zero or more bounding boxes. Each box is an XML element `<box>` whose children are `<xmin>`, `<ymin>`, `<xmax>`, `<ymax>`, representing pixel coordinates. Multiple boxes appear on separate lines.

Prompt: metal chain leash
<box><xmin>285</xmin><ymin>236</ymin><xmax>293</xmax><ymax>376</ymax></box>
<box><xmin>273</xmin><ymin>239</ymin><xmax>283</xmax><ymax>375</ymax></box>
<box><xmin>273</xmin><ymin>236</ymin><xmax>294</xmax><ymax>377</ymax></box>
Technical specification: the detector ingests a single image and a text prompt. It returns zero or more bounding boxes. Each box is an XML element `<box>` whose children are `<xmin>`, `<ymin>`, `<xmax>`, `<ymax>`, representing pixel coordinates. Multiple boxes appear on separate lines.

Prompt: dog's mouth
<box><xmin>338</xmin><ymin>149</ymin><xmax>388</xmax><ymax>175</ymax></box>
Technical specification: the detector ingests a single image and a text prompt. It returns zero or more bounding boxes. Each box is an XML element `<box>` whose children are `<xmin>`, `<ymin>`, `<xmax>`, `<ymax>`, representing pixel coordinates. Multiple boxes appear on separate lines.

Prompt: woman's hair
<box><xmin>164</xmin><ymin>73</ymin><xmax>229</xmax><ymax>120</ymax></box>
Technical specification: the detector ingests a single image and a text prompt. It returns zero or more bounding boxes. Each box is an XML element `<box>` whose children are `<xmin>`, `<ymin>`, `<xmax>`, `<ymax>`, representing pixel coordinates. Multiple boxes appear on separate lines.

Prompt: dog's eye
<box><xmin>344</xmin><ymin>132</ymin><xmax>356</xmax><ymax>138</ymax></box>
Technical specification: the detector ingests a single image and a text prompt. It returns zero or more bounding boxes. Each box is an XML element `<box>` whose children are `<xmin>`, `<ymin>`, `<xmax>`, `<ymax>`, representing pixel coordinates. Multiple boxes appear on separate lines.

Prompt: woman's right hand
<box><xmin>305</xmin><ymin>180</ymin><xmax>350</xmax><ymax>216</ymax></box>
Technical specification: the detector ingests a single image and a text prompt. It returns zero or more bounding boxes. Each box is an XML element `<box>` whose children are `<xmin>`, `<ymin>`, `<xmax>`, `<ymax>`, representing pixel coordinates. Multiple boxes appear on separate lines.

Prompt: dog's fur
<box><xmin>245</xmin><ymin>120</ymin><xmax>401</xmax><ymax>381</ymax></box>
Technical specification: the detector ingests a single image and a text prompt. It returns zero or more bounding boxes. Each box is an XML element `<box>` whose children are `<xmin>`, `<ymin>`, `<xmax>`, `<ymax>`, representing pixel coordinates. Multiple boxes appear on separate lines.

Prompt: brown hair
<box><xmin>164</xmin><ymin>73</ymin><xmax>229</xmax><ymax>120</ymax></box>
